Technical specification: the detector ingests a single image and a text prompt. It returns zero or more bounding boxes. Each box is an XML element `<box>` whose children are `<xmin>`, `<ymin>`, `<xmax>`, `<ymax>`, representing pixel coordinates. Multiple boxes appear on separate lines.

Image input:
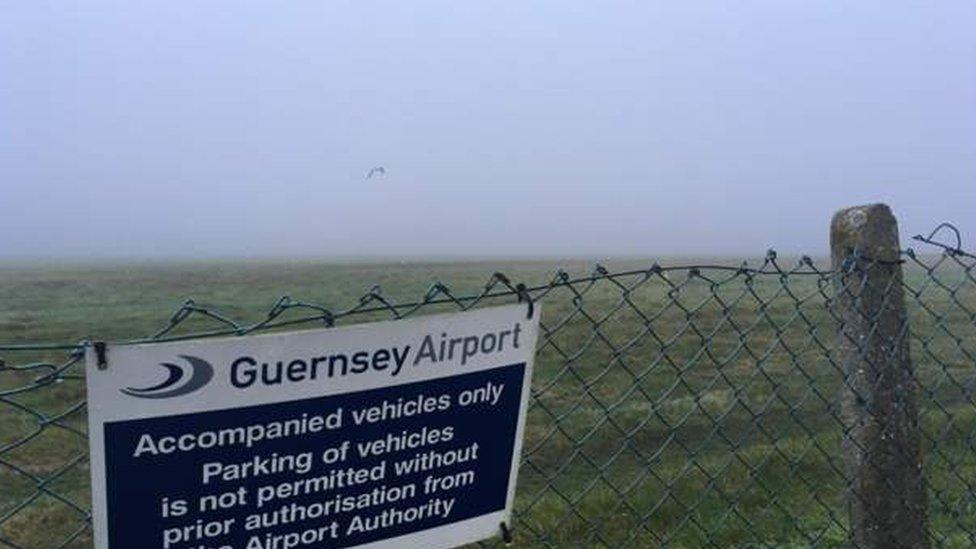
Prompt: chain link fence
<box><xmin>2</xmin><ymin>216</ymin><xmax>975</xmax><ymax>547</ymax></box>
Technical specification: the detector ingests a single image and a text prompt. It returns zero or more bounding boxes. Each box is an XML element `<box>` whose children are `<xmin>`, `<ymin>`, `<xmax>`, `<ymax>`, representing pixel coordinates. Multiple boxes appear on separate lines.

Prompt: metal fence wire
<box><xmin>2</xmin><ymin>224</ymin><xmax>976</xmax><ymax>548</ymax></box>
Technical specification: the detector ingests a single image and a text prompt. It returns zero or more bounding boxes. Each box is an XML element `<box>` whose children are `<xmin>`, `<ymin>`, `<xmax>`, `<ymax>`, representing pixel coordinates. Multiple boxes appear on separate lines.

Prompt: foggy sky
<box><xmin>2</xmin><ymin>2</ymin><xmax>974</xmax><ymax>259</ymax></box>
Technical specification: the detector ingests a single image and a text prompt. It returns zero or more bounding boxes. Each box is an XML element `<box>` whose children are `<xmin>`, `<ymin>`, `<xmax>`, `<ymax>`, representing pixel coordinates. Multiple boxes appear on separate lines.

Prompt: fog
<box><xmin>1</xmin><ymin>2</ymin><xmax>973</xmax><ymax>259</ymax></box>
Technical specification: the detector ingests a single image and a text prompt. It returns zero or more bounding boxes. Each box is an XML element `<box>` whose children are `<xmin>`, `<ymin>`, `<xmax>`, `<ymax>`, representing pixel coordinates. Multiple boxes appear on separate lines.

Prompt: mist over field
<box><xmin>2</xmin><ymin>2</ymin><xmax>974</xmax><ymax>259</ymax></box>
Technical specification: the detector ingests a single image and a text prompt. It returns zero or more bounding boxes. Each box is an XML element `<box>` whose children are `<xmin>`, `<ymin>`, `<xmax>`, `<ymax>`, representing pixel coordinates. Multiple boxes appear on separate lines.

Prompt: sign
<box><xmin>85</xmin><ymin>304</ymin><xmax>538</xmax><ymax>549</ymax></box>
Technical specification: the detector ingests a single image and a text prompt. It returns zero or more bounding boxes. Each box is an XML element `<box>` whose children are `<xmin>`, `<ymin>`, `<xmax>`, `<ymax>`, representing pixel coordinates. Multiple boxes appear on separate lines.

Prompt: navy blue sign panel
<box><xmin>102</xmin><ymin>363</ymin><xmax>525</xmax><ymax>548</ymax></box>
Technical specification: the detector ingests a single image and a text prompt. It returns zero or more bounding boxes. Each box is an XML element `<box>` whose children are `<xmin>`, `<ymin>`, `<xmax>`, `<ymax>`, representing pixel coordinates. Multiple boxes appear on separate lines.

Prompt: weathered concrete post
<box><xmin>830</xmin><ymin>204</ymin><xmax>928</xmax><ymax>548</ymax></box>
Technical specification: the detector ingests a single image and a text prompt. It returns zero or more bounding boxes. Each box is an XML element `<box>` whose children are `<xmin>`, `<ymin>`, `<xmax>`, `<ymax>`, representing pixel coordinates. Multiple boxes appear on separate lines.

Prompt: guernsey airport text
<box><xmin>230</xmin><ymin>322</ymin><xmax>522</xmax><ymax>388</ymax></box>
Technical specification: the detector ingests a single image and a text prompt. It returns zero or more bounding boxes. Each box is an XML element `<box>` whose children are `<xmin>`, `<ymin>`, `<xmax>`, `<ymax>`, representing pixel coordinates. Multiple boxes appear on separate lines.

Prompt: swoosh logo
<box><xmin>121</xmin><ymin>355</ymin><xmax>214</xmax><ymax>399</ymax></box>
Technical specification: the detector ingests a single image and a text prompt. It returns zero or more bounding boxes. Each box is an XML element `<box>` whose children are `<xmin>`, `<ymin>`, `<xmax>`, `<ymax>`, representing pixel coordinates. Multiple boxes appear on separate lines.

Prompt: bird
<box><xmin>366</xmin><ymin>167</ymin><xmax>386</xmax><ymax>179</ymax></box>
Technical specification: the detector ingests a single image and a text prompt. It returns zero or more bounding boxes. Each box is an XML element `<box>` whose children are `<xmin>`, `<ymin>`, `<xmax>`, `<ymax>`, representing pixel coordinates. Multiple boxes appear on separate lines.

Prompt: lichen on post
<box><xmin>830</xmin><ymin>203</ymin><xmax>928</xmax><ymax>548</ymax></box>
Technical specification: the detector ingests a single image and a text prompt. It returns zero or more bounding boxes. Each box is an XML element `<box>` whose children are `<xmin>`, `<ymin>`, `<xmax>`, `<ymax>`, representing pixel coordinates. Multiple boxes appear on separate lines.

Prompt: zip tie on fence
<box><xmin>500</xmin><ymin>521</ymin><xmax>513</xmax><ymax>545</ymax></box>
<box><xmin>321</xmin><ymin>309</ymin><xmax>335</xmax><ymax>327</ymax></box>
<box><xmin>515</xmin><ymin>283</ymin><xmax>534</xmax><ymax>319</ymax></box>
<box><xmin>93</xmin><ymin>341</ymin><xmax>108</xmax><ymax>370</ymax></box>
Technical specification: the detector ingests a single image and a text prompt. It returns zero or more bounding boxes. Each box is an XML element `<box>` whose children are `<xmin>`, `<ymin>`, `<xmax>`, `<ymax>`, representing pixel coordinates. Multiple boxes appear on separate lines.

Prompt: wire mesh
<box><xmin>1</xmin><ymin>229</ymin><xmax>975</xmax><ymax>548</ymax></box>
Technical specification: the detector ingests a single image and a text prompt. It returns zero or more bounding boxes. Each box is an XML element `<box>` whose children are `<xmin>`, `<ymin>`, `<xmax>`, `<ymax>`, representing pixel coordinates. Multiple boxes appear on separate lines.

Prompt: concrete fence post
<box><xmin>830</xmin><ymin>203</ymin><xmax>928</xmax><ymax>548</ymax></box>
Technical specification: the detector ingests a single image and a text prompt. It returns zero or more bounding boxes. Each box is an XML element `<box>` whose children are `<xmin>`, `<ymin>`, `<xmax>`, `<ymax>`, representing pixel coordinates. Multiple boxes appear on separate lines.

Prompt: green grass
<box><xmin>1</xmin><ymin>257</ymin><xmax>975</xmax><ymax>547</ymax></box>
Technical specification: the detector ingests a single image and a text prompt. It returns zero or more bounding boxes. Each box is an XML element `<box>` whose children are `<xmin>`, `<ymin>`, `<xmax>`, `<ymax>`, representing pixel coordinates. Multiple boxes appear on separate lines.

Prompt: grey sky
<box><xmin>2</xmin><ymin>1</ymin><xmax>973</xmax><ymax>258</ymax></box>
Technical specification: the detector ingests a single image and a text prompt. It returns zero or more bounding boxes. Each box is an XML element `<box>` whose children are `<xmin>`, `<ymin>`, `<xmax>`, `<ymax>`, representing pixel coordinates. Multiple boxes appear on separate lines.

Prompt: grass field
<box><xmin>2</xmin><ymin>256</ymin><xmax>975</xmax><ymax>547</ymax></box>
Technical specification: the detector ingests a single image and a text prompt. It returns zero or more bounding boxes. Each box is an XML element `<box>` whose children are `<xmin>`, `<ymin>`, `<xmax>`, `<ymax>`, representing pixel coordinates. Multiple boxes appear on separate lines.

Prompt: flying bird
<box><xmin>366</xmin><ymin>166</ymin><xmax>386</xmax><ymax>179</ymax></box>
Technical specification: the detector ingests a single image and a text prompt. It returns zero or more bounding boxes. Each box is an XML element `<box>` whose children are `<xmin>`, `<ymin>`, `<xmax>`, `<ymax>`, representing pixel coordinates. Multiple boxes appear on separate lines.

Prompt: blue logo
<box><xmin>121</xmin><ymin>355</ymin><xmax>214</xmax><ymax>399</ymax></box>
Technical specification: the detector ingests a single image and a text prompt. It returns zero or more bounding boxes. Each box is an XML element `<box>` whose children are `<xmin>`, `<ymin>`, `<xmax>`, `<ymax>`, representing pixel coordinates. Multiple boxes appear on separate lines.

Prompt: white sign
<box><xmin>85</xmin><ymin>304</ymin><xmax>538</xmax><ymax>549</ymax></box>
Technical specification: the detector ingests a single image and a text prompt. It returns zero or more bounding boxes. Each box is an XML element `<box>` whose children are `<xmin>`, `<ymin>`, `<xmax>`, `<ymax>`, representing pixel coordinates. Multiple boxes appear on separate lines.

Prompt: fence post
<box><xmin>830</xmin><ymin>203</ymin><xmax>928</xmax><ymax>548</ymax></box>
